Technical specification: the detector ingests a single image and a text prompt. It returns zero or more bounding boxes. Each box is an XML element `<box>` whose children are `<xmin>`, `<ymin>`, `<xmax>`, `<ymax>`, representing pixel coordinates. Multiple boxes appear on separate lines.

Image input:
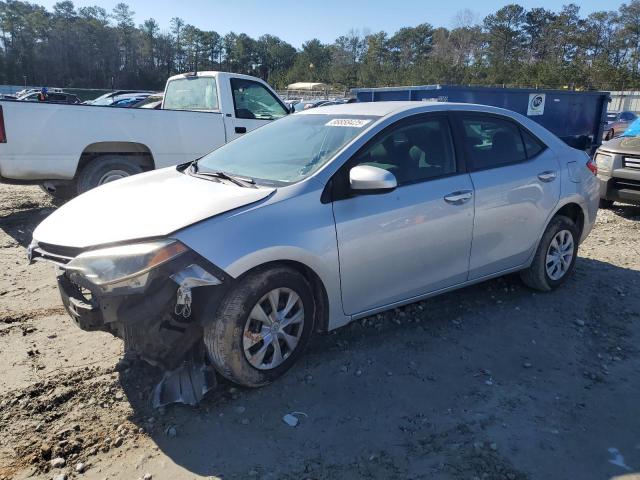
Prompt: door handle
<box><xmin>537</xmin><ymin>170</ymin><xmax>557</xmax><ymax>182</ymax></box>
<box><xmin>444</xmin><ymin>190</ymin><xmax>473</xmax><ymax>205</ymax></box>
<box><xmin>235</xmin><ymin>126</ymin><xmax>247</xmax><ymax>134</ymax></box>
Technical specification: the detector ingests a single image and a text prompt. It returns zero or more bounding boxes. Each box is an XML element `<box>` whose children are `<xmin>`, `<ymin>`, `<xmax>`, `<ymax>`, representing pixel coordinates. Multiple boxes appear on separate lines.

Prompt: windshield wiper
<box><xmin>189</xmin><ymin>164</ymin><xmax>256</xmax><ymax>188</ymax></box>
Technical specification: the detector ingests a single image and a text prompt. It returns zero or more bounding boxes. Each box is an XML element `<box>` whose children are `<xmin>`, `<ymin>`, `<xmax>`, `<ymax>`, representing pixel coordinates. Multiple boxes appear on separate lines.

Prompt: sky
<box><xmin>37</xmin><ymin>0</ymin><xmax>609</xmax><ymax>48</ymax></box>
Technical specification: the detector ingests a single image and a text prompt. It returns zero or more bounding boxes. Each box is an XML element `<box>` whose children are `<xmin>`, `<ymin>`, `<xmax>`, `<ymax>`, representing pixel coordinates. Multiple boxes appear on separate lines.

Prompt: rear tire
<box><xmin>520</xmin><ymin>215</ymin><xmax>579</xmax><ymax>292</ymax></box>
<box><xmin>599</xmin><ymin>198</ymin><xmax>614</xmax><ymax>209</ymax></box>
<box><xmin>77</xmin><ymin>155</ymin><xmax>144</xmax><ymax>195</ymax></box>
<box><xmin>204</xmin><ymin>267</ymin><xmax>316</xmax><ymax>387</ymax></box>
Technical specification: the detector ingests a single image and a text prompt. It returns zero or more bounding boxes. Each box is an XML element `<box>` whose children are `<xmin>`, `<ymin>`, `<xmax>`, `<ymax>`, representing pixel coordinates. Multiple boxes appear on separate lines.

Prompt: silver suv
<box><xmin>30</xmin><ymin>102</ymin><xmax>599</xmax><ymax>394</ymax></box>
<box><xmin>595</xmin><ymin>136</ymin><xmax>640</xmax><ymax>208</ymax></box>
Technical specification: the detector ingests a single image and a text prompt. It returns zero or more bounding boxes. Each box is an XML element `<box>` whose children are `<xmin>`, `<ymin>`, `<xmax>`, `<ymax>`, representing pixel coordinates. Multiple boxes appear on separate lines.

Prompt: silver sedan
<box><xmin>30</xmin><ymin>101</ymin><xmax>599</xmax><ymax>394</ymax></box>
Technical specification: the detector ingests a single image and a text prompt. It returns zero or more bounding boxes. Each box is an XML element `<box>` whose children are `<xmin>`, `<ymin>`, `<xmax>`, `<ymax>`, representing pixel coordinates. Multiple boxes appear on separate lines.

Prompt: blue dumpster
<box><xmin>352</xmin><ymin>85</ymin><xmax>610</xmax><ymax>154</ymax></box>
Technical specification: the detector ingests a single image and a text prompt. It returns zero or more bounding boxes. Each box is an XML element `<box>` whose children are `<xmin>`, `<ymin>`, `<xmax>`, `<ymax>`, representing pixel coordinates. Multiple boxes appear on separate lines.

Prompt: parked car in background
<box><xmin>603</xmin><ymin>111</ymin><xmax>637</xmax><ymax>140</ymax></box>
<box><xmin>15</xmin><ymin>87</ymin><xmax>64</xmax><ymax>98</ymax></box>
<box><xmin>110</xmin><ymin>92</ymin><xmax>154</xmax><ymax>108</ymax></box>
<box><xmin>594</xmin><ymin>121</ymin><xmax>640</xmax><ymax>207</ymax></box>
<box><xmin>29</xmin><ymin>101</ymin><xmax>599</xmax><ymax>398</ymax></box>
<box><xmin>18</xmin><ymin>91</ymin><xmax>81</xmax><ymax>104</ymax></box>
<box><xmin>135</xmin><ymin>93</ymin><xmax>163</xmax><ymax>109</ymax></box>
<box><xmin>0</xmin><ymin>72</ymin><xmax>290</xmax><ymax>199</ymax></box>
<box><xmin>85</xmin><ymin>90</ymin><xmax>153</xmax><ymax>106</ymax></box>
<box><xmin>293</xmin><ymin>99</ymin><xmax>346</xmax><ymax>111</ymax></box>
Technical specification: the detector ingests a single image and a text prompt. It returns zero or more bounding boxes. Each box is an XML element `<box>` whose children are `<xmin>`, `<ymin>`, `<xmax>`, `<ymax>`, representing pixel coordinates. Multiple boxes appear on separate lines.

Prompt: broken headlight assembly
<box><xmin>64</xmin><ymin>239</ymin><xmax>189</xmax><ymax>292</ymax></box>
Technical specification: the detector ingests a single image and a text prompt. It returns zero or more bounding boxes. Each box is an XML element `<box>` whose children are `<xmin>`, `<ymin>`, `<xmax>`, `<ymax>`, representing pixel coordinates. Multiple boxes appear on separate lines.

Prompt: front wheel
<box><xmin>204</xmin><ymin>267</ymin><xmax>316</xmax><ymax>387</ymax></box>
<box><xmin>520</xmin><ymin>215</ymin><xmax>579</xmax><ymax>292</ymax></box>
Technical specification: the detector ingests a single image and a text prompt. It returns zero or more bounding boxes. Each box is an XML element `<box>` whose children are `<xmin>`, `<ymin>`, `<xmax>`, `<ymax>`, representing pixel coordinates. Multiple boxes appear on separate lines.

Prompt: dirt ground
<box><xmin>0</xmin><ymin>183</ymin><xmax>639</xmax><ymax>480</ymax></box>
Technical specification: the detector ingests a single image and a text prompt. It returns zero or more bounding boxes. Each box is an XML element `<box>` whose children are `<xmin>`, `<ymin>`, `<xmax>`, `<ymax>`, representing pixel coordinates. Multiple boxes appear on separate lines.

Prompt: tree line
<box><xmin>2</xmin><ymin>0</ymin><xmax>640</xmax><ymax>92</ymax></box>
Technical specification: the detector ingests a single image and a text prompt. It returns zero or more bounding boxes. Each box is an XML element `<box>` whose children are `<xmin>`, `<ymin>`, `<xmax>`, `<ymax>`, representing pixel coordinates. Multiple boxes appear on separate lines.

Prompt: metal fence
<box><xmin>276</xmin><ymin>88</ymin><xmax>350</xmax><ymax>102</ymax></box>
<box><xmin>608</xmin><ymin>91</ymin><xmax>640</xmax><ymax>113</ymax></box>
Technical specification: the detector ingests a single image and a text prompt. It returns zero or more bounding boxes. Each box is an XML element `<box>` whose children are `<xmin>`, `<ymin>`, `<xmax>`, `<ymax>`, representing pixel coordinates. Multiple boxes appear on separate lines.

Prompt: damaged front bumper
<box><xmin>30</xmin><ymin>240</ymin><xmax>233</xmax><ymax>406</ymax></box>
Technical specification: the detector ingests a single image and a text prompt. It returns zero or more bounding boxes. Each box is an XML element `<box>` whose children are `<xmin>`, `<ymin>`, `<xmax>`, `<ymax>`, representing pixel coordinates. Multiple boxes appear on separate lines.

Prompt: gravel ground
<box><xmin>0</xmin><ymin>184</ymin><xmax>639</xmax><ymax>480</ymax></box>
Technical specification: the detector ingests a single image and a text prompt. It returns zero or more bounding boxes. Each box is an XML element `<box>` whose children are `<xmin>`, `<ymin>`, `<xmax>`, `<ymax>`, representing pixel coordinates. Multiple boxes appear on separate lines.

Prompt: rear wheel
<box><xmin>204</xmin><ymin>267</ymin><xmax>316</xmax><ymax>387</ymax></box>
<box><xmin>520</xmin><ymin>215</ymin><xmax>579</xmax><ymax>292</ymax></box>
<box><xmin>77</xmin><ymin>155</ymin><xmax>144</xmax><ymax>195</ymax></box>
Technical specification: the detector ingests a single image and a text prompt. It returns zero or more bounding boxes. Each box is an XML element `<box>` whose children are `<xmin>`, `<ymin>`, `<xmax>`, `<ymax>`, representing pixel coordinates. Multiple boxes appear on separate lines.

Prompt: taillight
<box><xmin>0</xmin><ymin>106</ymin><xmax>6</xmax><ymax>143</ymax></box>
<box><xmin>586</xmin><ymin>157</ymin><xmax>597</xmax><ymax>175</ymax></box>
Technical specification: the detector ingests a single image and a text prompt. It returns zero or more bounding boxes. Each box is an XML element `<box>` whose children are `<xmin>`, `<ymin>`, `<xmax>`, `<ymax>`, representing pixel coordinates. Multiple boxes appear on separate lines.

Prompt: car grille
<box><xmin>31</xmin><ymin>242</ymin><xmax>82</xmax><ymax>265</ymax></box>
<box><xmin>614</xmin><ymin>178</ymin><xmax>640</xmax><ymax>191</ymax></box>
<box><xmin>623</xmin><ymin>156</ymin><xmax>640</xmax><ymax>170</ymax></box>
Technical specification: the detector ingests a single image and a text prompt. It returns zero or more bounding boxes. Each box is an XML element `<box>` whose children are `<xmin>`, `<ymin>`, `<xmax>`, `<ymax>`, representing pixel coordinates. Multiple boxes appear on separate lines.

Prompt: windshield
<box><xmin>164</xmin><ymin>76</ymin><xmax>219</xmax><ymax>111</ymax></box>
<box><xmin>196</xmin><ymin>114</ymin><xmax>377</xmax><ymax>185</ymax></box>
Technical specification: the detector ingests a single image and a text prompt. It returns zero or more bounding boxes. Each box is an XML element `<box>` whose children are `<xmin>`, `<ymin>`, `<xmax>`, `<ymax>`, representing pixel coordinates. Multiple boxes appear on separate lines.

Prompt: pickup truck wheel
<box><xmin>520</xmin><ymin>215</ymin><xmax>579</xmax><ymax>292</ymax></box>
<box><xmin>77</xmin><ymin>156</ymin><xmax>143</xmax><ymax>194</ymax></box>
<box><xmin>203</xmin><ymin>267</ymin><xmax>315</xmax><ymax>387</ymax></box>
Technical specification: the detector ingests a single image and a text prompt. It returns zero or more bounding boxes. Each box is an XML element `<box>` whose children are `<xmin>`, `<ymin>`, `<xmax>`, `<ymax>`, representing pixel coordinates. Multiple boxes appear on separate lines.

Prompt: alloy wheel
<box><xmin>545</xmin><ymin>229</ymin><xmax>575</xmax><ymax>281</ymax></box>
<box><xmin>242</xmin><ymin>287</ymin><xmax>305</xmax><ymax>370</ymax></box>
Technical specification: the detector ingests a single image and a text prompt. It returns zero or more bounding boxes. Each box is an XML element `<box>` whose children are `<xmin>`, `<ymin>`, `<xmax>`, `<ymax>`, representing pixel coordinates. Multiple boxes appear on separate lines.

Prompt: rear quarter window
<box><xmin>521</xmin><ymin>129</ymin><xmax>546</xmax><ymax>158</ymax></box>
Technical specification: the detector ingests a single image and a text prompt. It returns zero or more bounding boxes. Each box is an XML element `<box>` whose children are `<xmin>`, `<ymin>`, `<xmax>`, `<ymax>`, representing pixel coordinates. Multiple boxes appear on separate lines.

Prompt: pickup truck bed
<box><xmin>0</xmin><ymin>102</ymin><xmax>226</xmax><ymax>181</ymax></box>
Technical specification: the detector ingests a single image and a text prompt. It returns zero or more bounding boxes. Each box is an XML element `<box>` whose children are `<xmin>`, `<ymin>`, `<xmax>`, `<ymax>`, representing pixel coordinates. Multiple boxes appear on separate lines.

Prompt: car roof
<box><xmin>297</xmin><ymin>101</ymin><xmax>513</xmax><ymax>118</ymax></box>
<box><xmin>298</xmin><ymin>101</ymin><xmax>569</xmax><ymax>151</ymax></box>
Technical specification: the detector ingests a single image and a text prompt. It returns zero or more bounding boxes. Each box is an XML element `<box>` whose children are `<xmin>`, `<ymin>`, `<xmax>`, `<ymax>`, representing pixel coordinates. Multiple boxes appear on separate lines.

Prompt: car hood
<box><xmin>33</xmin><ymin>167</ymin><xmax>275</xmax><ymax>249</ymax></box>
<box><xmin>600</xmin><ymin>136</ymin><xmax>640</xmax><ymax>154</ymax></box>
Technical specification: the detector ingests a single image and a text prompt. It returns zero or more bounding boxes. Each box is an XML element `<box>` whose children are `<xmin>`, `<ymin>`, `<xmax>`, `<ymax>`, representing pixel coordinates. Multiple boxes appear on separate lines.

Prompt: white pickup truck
<box><xmin>0</xmin><ymin>71</ymin><xmax>290</xmax><ymax>198</ymax></box>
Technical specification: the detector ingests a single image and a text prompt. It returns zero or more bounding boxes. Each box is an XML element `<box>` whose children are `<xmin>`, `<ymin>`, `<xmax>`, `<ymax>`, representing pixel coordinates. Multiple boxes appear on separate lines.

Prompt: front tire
<box><xmin>520</xmin><ymin>215</ymin><xmax>579</xmax><ymax>292</ymax></box>
<box><xmin>204</xmin><ymin>267</ymin><xmax>316</xmax><ymax>387</ymax></box>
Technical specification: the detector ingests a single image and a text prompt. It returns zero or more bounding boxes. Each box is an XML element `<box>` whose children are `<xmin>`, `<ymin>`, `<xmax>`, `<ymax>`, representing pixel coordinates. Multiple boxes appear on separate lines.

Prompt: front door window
<box><xmin>230</xmin><ymin>78</ymin><xmax>288</xmax><ymax>120</ymax></box>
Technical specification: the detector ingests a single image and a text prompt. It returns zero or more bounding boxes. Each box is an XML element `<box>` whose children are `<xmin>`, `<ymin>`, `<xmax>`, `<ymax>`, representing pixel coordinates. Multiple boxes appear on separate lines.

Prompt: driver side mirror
<box><xmin>349</xmin><ymin>165</ymin><xmax>397</xmax><ymax>193</ymax></box>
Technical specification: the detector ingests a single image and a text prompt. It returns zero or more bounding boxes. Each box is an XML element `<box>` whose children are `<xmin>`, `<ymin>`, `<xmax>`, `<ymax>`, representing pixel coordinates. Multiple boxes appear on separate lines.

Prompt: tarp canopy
<box><xmin>287</xmin><ymin>82</ymin><xmax>327</xmax><ymax>90</ymax></box>
<box><xmin>622</xmin><ymin>117</ymin><xmax>640</xmax><ymax>137</ymax></box>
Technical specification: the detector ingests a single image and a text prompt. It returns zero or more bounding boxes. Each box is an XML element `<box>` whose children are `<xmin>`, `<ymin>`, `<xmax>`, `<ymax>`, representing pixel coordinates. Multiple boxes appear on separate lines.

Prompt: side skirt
<box><xmin>349</xmin><ymin>263</ymin><xmax>529</xmax><ymax>322</ymax></box>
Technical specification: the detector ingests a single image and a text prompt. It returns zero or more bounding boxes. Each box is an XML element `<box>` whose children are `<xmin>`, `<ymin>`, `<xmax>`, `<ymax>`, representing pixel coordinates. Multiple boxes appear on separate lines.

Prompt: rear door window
<box><xmin>461</xmin><ymin>115</ymin><xmax>527</xmax><ymax>170</ymax></box>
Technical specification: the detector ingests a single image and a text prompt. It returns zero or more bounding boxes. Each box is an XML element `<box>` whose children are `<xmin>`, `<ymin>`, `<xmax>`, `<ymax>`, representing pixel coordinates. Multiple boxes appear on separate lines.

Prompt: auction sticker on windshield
<box><xmin>326</xmin><ymin>119</ymin><xmax>372</xmax><ymax>128</ymax></box>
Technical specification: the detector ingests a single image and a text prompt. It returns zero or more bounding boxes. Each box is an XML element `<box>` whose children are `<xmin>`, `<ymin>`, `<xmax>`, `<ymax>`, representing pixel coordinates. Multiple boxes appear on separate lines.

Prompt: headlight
<box><xmin>595</xmin><ymin>153</ymin><xmax>613</xmax><ymax>171</ymax></box>
<box><xmin>65</xmin><ymin>239</ymin><xmax>188</xmax><ymax>287</ymax></box>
